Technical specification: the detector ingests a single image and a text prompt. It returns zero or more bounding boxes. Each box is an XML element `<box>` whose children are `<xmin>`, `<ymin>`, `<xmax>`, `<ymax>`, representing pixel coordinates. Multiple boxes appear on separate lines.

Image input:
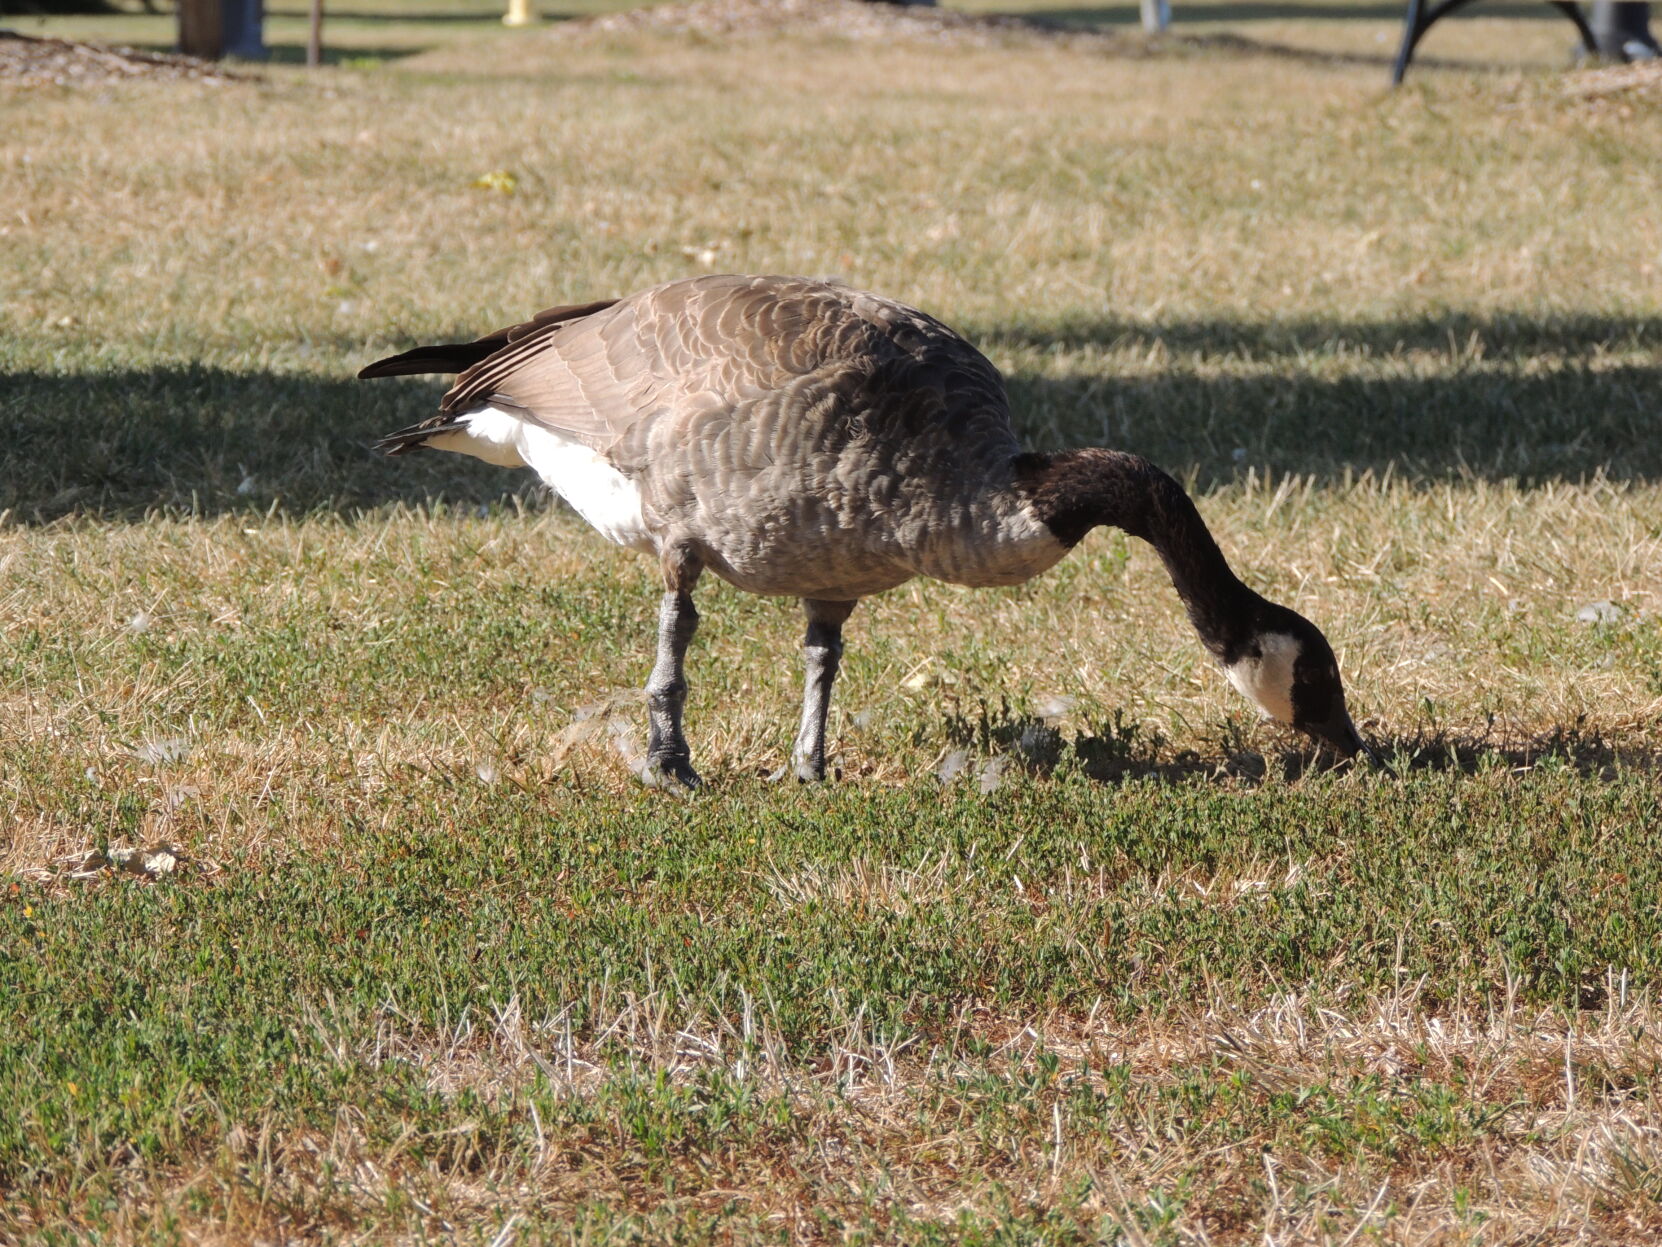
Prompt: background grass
<box><xmin>3</xmin><ymin>1</ymin><xmax>1662</xmax><ymax>1241</ymax></box>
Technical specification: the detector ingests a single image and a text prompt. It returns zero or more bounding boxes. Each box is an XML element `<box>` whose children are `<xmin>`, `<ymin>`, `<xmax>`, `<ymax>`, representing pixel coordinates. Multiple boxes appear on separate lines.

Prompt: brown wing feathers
<box><xmin>363</xmin><ymin>276</ymin><xmax>926</xmax><ymax>459</ymax></box>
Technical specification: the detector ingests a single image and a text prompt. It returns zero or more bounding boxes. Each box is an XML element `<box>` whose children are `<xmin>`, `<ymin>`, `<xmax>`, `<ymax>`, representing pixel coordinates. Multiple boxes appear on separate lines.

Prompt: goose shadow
<box><xmin>0</xmin><ymin>364</ymin><xmax>527</xmax><ymax>524</ymax></box>
<box><xmin>939</xmin><ymin>703</ymin><xmax>1662</xmax><ymax>789</ymax></box>
<box><xmin>1</xmin><ymin>311</ymin><xmax>1657</xmax><ymax>523</ymax></box>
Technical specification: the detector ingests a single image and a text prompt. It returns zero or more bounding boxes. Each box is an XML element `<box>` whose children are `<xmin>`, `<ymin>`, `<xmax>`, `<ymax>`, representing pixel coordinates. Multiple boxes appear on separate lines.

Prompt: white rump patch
<box><xmin>424</xmin><ymin>405</ymin><xmax>529</xmax><ymax>468</ymax></box>
<box><xmin>425</xmin><ymin>404</ymin><xmax>652</xmax><ymax>552</ymax></box>
<box><xmin>1224</xmin><ymin>630</ymin><xmax>1300</xmax><ymax>725</ymax></box>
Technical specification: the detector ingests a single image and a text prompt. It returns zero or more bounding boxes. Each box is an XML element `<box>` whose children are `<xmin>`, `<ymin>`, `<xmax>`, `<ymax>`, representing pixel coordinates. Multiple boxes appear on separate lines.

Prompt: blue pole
<box><xmin>222</xmin><ymin>0</ymin><xmax>266</xmax><ymax>60</ymax></box>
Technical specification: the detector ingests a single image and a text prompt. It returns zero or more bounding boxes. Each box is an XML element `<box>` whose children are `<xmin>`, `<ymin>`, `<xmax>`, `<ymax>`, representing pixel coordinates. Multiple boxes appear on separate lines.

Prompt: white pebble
<box><xmin>1575</xmin><ymin>600</ymin><xmax>1621</xmax><ymax>625</ymax></box>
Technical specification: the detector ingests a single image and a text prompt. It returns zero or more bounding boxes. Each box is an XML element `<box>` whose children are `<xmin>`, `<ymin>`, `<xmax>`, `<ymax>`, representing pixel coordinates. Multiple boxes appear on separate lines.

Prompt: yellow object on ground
<box><xmin>502</xmin><ymin>0</ymin><xmax>538</xmax><ymax>28</ymax></box>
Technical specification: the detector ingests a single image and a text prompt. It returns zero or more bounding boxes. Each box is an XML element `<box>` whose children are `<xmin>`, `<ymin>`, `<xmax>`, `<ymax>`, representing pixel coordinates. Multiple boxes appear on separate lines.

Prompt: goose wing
<box><xmin>373</xmin><ymin>274</ymin><xmax>1017</xmax><ymax>469</ymax></box>
<box><xmin>433</xmin><ymin>275</ymin><xmax>871</xmax><ymax>455</ymax></box>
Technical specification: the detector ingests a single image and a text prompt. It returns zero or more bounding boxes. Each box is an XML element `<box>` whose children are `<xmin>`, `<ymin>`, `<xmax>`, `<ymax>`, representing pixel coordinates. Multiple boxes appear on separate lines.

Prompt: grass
<box><xmin>3</xmin><ymin>1</ymin><xmax>1662</xmax><ymax>1240</ymax></box>
<box><xmin>3</xmin><ymin>0</ymin><xmax>650</xmax><ymax>67</ymax></box>
<box><xmin>9</xmin><ymin>775</ymin><xmax>1662</xmax><ymax>1239</ymax></box>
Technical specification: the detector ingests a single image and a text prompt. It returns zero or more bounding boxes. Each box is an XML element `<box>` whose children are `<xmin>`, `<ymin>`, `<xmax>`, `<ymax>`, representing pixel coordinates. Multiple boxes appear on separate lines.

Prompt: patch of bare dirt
<box><xmin>1565</xmin><ymin>58</ymin><xmax>1662</xmax><ymax>102</ymax></box>
<box><xmin>0</xmin><ymin>30</ymin><xmax>251</xmax><ymax>86</ymax></box>
<box><xmin>553</xmin><ymin>0</ymin><xmax>1126</xmax><ymax>50</ymax></box>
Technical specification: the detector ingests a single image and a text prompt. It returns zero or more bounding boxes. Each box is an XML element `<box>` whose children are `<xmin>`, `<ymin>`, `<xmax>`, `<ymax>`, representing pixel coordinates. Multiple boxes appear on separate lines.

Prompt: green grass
<box><xmin>3</xmin><ymin>1</ymin><xmax>1662</xmax><ymax>1240</ymax></box>
<box><xmin>10</xmin><ymin>771</ymin><xmax>1662</xmax><ymax>1239</ymax></box>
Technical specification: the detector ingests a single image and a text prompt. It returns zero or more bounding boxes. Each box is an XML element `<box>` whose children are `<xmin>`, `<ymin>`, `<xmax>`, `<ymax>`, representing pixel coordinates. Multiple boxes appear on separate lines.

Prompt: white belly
<box><xmin>426</xmin><ymin>404</ymin><xmax>655</xmax><ymax>553</ymax></box>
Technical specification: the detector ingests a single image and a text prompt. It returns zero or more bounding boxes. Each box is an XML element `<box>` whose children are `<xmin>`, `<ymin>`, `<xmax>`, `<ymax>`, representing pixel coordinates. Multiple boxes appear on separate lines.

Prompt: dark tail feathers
<box><xmin>374</xmin><ymin>418</ymin><xmax>465</xmax><ymax>456</ymax></box>
<box><xmin>358</xmin><ymin>342</ymin><xmax>497</xmax><ymax>380</ymax></box>
<box><xmin>357</xmin><ymin>297</ymin><xmax>620</xmax><ymax>380</ymax></box>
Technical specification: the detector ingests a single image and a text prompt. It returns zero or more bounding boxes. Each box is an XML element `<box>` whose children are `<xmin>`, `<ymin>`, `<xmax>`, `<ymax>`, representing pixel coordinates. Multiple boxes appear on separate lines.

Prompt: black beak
<box><xmin>1302</xmin><ymin>709</ymin><xmax>1395</xmax><ymax>776</ymax></box>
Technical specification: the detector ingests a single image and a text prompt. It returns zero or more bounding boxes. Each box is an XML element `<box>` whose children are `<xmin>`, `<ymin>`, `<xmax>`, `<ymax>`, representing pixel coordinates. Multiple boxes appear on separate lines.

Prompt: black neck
<box><xmin>1014</xmin><ymin>449</ymin><xmax>1264</xmax><ymax>662</ymax></box>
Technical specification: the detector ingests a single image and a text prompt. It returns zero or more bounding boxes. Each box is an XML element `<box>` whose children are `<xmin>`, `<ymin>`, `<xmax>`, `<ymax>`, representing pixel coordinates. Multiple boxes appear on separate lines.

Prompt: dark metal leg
<box><xmin>1393</xmin><ymin>0</ymin><xmax>1431</xmax><ymax>85</ymax></box>
<box><xmin>643</xmin><ymin>588</ymin><xmax>701</xmax><ymax>789</ymax></box>
<box><xmin>789</xmin><ymin>599</ymin><xmax>856</xmax><ymax>783</ymax></box>
<box><xmin>1394</xmin><ymin>0</ymin><xmax>1590</xmax><ymax>83</ymax></box>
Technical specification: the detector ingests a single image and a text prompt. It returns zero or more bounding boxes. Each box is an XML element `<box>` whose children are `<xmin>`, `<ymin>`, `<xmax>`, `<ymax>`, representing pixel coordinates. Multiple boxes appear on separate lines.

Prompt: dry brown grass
<box><xmin>40</xmin><ymin>984</ymin><xmax>1662</xmax><ymax>1243</ymax></box>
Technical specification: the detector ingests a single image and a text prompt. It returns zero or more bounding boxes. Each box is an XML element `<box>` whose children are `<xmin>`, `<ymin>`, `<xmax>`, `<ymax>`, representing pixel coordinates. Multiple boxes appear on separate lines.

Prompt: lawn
<box><xmin>3</xmin><ymin>0</ymin><xmax>1662</xmax><ymax>1240</ymax></box>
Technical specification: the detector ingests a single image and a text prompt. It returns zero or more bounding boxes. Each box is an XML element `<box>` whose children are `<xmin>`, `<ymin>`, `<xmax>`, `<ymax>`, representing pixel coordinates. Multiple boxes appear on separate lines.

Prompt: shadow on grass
<box><xmin>1009</xmin><ymin>13</ymin><xmax>1574</xmax><ymax>74</ymax></box>
<box><xmin>2</xmin><ymin>311</ymin><xmax>1657</xmax><ymax>522</ymax></box>
<box><xmin>1377</xmin><ymin>721</ymin><xmax>1662</xmax><ymax>777</ymax></box>
<box><xmin>0</xmin><ymin>365</ymin><xmax>522</xmax><ymax>523</ymax></box>
<box><xmin>950</xmin><ymin>704</ymin><xmax>1660</xmax><ymax>791</ymax></box>
<box><xmin>1169</xmin><ymin>31</ymin><xmax>1500</xmax><ymax>73</ymax></box>
<box><xmin>989</xmin><ymin>311</ymin><xmax>1661</xmax><ymax>489</ymax></box>
<box><xmin>263</xmin><ymin>7</ymin><xmax>543</xmax><ymax>21</ymax></box>
<box><xmin>981</xmin><ymin>310</ymin><xmax>1662</xmax><ymax>359</ymax></box>
<box><xmin>1267</xmin><ymin>722</ymin><xmax>1662</xmax><ymax>783</ymax></box>
<box><xmin>259</xmin><ymin>42</ymin><xmax>428</xmax><ymax>65</ymax></box>
<box><xmin>1011</xmin><ymin>1</ymin><xmax>1569</xmax><ymax>25</ymax></box>
<box><xmin>8</xmin><ymin>32</ymin><xmax>431</xmax><ymax>64</ymax></box>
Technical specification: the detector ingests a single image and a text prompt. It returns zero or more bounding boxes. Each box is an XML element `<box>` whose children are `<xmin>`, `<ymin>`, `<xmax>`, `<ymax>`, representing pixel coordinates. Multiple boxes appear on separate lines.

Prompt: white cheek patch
<box><xmin>422</xmin><ymin>404</ymin><xmax>654</xmax><ymax>553</ymax></box>
<box><xmin>1224</xmin><ymin>631</ymin><xmax>1300</xmax><ymax>724</ymax></box>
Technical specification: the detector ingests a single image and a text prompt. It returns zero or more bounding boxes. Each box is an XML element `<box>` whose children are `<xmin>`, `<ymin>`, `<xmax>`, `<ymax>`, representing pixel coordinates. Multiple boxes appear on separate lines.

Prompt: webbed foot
<box><xmin>766</xmin><ymin>758</ymin><xmax>830</xmax><ymax>783</ymax></box>
<box><xmin>641</xmin><ymin>754</ymin><xmax>702</xmax><ymax>792</ymax></box>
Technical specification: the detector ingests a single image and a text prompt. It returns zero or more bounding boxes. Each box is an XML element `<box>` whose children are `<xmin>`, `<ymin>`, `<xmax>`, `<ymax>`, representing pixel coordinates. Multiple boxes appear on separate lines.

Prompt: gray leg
<box><xmin>643</xmin><ymin>584</ymin><xmax>701</xmax><ymax>790</ymax></box>
<box><xmin>790</xmin><ymin>599</ymin><xmax>857</xmax><ymax>783</ymax></box>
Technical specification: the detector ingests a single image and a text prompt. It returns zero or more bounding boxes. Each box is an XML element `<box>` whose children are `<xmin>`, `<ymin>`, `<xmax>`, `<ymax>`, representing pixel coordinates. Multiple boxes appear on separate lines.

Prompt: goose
<box><xmin>363</xmin><ymin>274</ymin><xmax>1383</xmax><ymax>787</ymax></box>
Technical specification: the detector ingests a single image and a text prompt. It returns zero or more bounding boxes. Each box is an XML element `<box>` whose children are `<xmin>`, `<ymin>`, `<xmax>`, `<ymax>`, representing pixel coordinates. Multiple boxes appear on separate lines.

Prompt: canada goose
<box><xmin>364</xmin><ymin>274</ymin><xmax>1382</xmax><ymax>787</ymax></box>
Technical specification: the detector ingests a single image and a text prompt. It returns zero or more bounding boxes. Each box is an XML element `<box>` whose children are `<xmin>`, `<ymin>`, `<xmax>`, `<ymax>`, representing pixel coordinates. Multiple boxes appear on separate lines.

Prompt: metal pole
<box><xmin>1140</xmin><ymin>0</ymin><xmax>1171</xmax><ymax>33</ymax></box>
<box><xmin>223</xmin><ymin>0</ymin><xmax>266</xmax><ymax>58</ymax></box>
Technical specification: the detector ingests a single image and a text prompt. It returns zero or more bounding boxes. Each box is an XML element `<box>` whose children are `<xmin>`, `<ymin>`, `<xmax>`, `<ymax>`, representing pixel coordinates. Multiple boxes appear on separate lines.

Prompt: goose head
<box><xmin>1223</xmin><ymin>605</ymin><xmax>1388</xmax><ymax>769</ymax></box>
